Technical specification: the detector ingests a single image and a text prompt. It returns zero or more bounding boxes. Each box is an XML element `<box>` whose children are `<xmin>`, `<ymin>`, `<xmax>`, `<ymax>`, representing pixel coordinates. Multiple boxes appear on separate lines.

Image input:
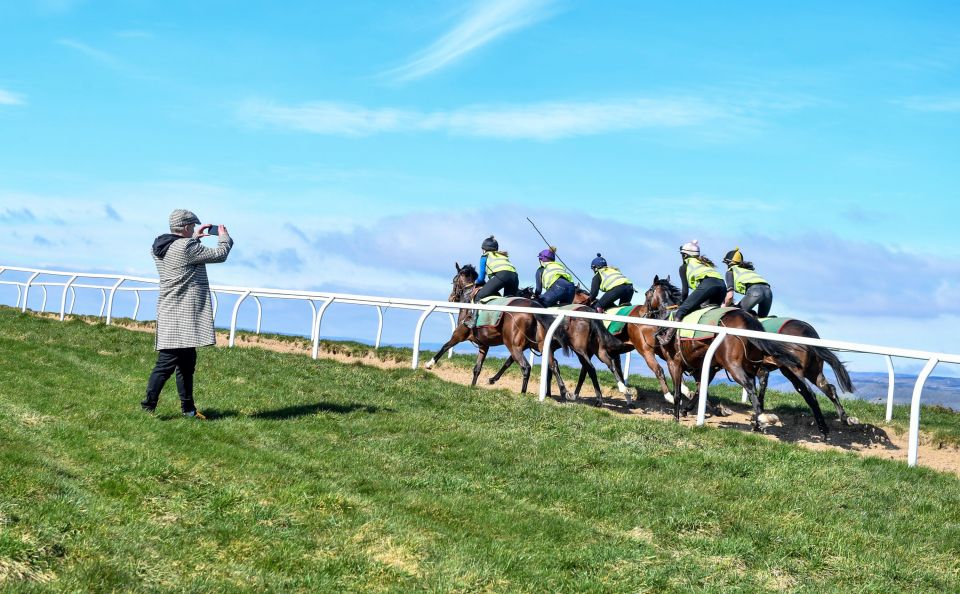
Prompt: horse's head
<box><xmin>449</xmin><ymin>262</ymin><xmax>479</xmax><ymax>303</ymax></box>
<box><xmin>517</xmin><ymin>286</ymin><xmax>536</xmax><ymax>299</ymax></box>
<box><xmin>645</xmin><ymin>275</ymin><xmax>681</xmax><ymax>313</ymax></box>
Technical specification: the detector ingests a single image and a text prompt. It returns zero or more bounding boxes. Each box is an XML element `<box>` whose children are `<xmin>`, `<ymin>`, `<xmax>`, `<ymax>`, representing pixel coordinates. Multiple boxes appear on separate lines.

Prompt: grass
<box><xmin>1</xmin><ymin>307</ymin><xmax>959</xmax><ymax>592</ymax></box>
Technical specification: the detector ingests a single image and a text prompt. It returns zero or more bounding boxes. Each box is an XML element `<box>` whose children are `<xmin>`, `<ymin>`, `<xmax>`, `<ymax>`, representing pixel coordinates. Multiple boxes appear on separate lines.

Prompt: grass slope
<box><xmin>0</xmin><ymin>309</ymin><xmax>959</xmax><ymax>592</ymax></box>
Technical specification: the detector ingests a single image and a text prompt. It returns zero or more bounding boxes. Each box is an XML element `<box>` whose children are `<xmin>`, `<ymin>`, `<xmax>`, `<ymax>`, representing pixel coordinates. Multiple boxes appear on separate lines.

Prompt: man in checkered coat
<box><xmin>142</xmin><ymin>209</ymin><xmax>234</xmax><ymax>418</ymax></box>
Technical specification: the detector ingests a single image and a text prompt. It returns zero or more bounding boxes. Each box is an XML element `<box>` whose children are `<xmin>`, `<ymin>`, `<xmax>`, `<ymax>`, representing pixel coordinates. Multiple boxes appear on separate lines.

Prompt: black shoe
<box><xmin>141</xmin><ymin>406</ymin><xmax>156</xmax><ymax>414</ymax></box>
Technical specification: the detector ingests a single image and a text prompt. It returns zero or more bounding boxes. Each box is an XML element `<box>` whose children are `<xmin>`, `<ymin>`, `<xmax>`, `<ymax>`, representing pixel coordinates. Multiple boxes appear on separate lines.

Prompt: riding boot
<box><xmin>657</xmin><ymin>326</ymin><xmax>676</xmax><ymax>345</ymax></box>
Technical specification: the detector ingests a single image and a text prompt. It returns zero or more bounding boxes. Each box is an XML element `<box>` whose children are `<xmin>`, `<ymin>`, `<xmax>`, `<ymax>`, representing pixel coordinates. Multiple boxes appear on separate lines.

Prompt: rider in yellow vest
<box><xmin>657</xmin><ymin>240</ymin><xmax>726</xmax><ymax>344</ymax></box>
<box><xmin>588</xmin><ymin>254</ymin><xmax>634</xmax><ymax>312</ymax></box>
<box><xmin>722</xmin><ymin>247</ymin><xmax>773</xmax><ymax>316</ymax></box>
<box><xmin>534</xmin><ymin>247</ymin><xmax>575</xmax><ymax>307</ymax></box>
<box><xmin>474</xmin><ymin>236</ymin><xmax>519</xmax><ymax>302</ymax></box>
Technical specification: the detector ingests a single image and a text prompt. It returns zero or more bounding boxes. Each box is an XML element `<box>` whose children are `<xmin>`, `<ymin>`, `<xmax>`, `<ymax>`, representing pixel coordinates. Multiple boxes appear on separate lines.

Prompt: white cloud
<box><xmin>0</xmin><ymin>88</ymin><xmax>24</xmax><ymax>106</ymax></box>
<box><xmin>894</xmin><ymin>94</ymin><xmax>960</xmax><ymax>113</ymax></box>
<box><xmin>57</xmin><ymin>38</ymin><xmax>126</xmax><ymax>71</ymax></box>
<box><xmin>384</xmin><ymin>0</ymin><xmax>558</xmax><ymax>82</ymax></box>
<box><xmin>237</xmin><ymin>97</ymin><xmax>732</xmax><ymax>141</ymax></box>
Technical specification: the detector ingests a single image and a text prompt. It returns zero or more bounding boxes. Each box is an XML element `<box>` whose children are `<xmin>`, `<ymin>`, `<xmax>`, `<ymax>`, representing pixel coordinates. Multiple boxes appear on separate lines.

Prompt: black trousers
<box><xmin>142</xmin><ymin>348</ymin><xmax>198</xmax><ymax>413</ymax></box>
<box><xmin>676</xmin><ymin>278</ymin><xmax>726</xmax><ymax>320</ymax></box>
<box><xmin>474</xmin><ymin>271</ymin><xmax>520</xmax><ymax>302</ymax></box>
<box><xmin>596</xmin><ymin>283</ymin><xmax>634</xmax><ymax>310</ymax></box>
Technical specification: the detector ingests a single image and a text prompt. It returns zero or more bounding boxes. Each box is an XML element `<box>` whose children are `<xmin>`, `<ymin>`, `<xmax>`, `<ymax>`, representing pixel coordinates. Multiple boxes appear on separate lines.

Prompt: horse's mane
<box><xmin>459</xmin><ymin>264</ymin><xmax>478</xmax><ymax>281</ymax></box>
<box><xmin>655</xmin><ymin>278</ymin><xmax>682</xmax><ymax>303</ymax></box>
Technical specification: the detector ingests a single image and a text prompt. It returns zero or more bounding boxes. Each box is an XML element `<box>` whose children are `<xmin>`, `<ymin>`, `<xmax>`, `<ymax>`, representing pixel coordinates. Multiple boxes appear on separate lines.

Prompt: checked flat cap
<box><xmin>169</xmin><ymin>209</ymin><xmax>201</xmax><ymax>231</ymax></box>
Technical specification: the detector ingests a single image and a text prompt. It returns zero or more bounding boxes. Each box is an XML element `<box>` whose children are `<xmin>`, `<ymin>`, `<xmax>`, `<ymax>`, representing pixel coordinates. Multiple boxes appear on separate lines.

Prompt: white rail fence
<box><xmin>2</xmin><ymin>264</ymin><xmax>958</xmax><ymax>468</ymax></box>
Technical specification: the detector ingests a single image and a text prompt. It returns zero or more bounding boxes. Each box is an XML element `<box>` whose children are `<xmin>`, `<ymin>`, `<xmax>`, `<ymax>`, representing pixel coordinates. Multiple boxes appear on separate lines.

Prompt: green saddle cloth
<box><xmin>603</xmin><ymin>304</ymin><xmax>637</xmax><ymax>334</ymax></box>
<box><xmin>759</xmin><ymin>316</ymin><xmax>795</xmax><ymax>334</ymax></box>
<box><xmin>672</xmin><ymin>306</ymin><xmax>740</xmax><ymax>339</ymax></box>
<box><xmin>476</xmin><ymin>297</ymin><xmax>527</xmax><ymax>327</ymax></box>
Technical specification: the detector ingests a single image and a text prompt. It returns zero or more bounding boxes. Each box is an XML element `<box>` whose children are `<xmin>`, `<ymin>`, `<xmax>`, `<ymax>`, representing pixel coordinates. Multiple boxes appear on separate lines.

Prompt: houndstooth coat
<box><xmin>153</xmin><ymin>233</ymin><xmax>234</xmax><ymax>350</ymax></box>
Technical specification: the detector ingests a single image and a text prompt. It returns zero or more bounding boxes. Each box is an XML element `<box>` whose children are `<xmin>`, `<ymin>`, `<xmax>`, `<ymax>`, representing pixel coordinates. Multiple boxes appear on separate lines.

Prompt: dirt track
<box><xmin>102</xmin><ymin>317</ymin><xmax>960</xmax><ymax>476</ymax></box>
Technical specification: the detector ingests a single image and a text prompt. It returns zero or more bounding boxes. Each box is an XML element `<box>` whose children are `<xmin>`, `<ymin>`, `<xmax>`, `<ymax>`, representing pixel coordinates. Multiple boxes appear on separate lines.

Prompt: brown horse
<box><xmin>424</xmin><ymin>264</ymin><xmax>571</xmax><ymax>398</ymax></box>
<box><xmin>647</xmin><ymin>278</ymin><xmax>801</xmax><ymax>431</ymax></box>
<box><xmin>757</xmin><ymin>318</ymin><xmax>859</xmax><ymax>428</ymax></box>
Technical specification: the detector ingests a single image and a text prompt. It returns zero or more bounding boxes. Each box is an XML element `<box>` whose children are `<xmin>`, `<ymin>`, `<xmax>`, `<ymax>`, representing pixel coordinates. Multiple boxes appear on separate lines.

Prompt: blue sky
<box><xmin>1</xmin><ymin>0</ymin><xmax>958</xmax><ymax>373</ymax></box>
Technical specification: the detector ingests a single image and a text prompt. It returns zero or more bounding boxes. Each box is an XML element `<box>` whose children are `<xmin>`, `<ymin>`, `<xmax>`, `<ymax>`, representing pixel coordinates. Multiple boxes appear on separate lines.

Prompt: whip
<box><xmin>526</xmin><ymin>217</ymin><xmax>589</xmax><ymax>288</ymax></box>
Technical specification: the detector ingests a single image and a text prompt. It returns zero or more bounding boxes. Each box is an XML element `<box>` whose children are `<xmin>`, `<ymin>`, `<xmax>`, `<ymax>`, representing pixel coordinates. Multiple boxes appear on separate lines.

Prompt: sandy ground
<box><xmin>90</xmin><ymin>317</ymin><xmax>960</xmax><ymax>476</ymax></box>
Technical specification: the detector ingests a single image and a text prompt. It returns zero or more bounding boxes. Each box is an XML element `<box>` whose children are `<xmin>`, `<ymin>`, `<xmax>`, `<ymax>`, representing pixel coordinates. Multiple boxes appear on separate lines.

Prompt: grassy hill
<box><xmin>1</xmin><ymin>308</ymin><xmax>959</xmax><ymax>592</ymax></box>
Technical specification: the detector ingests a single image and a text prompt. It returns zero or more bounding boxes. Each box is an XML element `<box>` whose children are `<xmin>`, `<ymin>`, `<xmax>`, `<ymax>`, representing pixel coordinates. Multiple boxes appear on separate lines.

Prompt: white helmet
<box><xmin>679</xmin><ymin>239</ymin><xmax>700</xmax><ymax>257</ymax></box>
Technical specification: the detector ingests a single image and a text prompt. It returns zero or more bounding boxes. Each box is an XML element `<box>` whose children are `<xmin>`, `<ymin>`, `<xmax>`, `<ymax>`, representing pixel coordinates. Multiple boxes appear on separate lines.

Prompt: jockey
<box><xmin>588</xmin><ymin>254</ymin><xmax>634</xmax><ymax>312</ymax></box>
<box><xmin>533</xmin><ymin>247</ymin><xmax>575</xmax><ymax>307</ymax></box>
<box><xmin>722</xmin><ymin>247</ymin><xmax>773</xmax><ymax>317</ymax></box>
<box><xmin>474</xmin><ymin>236</ymin><xmax>519</xmax><ymax>302</ymax></box>
<box><xmin>657</xmin><ymin>240</ymin><xmax>726</xmax><ymax>344</ymax></box>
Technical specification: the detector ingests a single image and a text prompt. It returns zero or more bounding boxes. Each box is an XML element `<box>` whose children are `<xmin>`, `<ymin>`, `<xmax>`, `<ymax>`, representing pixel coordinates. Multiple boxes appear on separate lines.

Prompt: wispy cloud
<box><xmin>237</xmin><ymin>97</ymin><xmax>733</xmax><ymax>141</ymax></box>
<box><xmin>0</xmin><ymin>88</ymin><xmax>25</xmax><ymax>106</ymax></box>
<box><xmin>104</xmin><ymin>204</ymin><xmax>123</xmax><ymax>221</ymax></box>
<box><xmin>57</xmin><ymin>38</ymin><xmax>126</xmax><ymax>72</ymax></box>
<box><xmin>893</xmin><ymin>94</ymin><xmax>960</xmax><ymax>113</ymax></box>
<box><xmin>384</xmin><ymin>0</ymin><xmax>558</xmax><ymax>82</ymax></box>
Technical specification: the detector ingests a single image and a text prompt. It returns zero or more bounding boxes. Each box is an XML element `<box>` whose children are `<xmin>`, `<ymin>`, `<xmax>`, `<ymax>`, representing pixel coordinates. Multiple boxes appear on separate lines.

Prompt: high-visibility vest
<box><xmin>730</xmin><ymin>265</ymin><xmax>768</xmax><ymax>294</ymax></box>
<box><xmin>598</xmin><ymin>266</ymin><xmax>630</xmax><ymax>291</ymax></box>
<box><xmin>540</xmin><ymin>261</ymin><xmax>572</xmax><ymax>290</ymax></box>
<box><xmin>684</xmin><ymin>257</ymin><xmax>723</xmax><ymax>290</ymax></box>
<box><xmin>484</xmin><ymin>252</ymin><xmax>516</xmax><ymax>275</ymax></box>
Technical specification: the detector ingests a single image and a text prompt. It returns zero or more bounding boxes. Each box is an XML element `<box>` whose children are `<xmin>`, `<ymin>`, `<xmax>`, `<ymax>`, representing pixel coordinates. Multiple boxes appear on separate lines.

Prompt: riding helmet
<box><xmin>723</xmin><ymin>247</ymin><xmax>743</xmax><ymax>265</ymax></box>
<box><xmin>481</xmin><ymin>236</ymin><xmax>499</xmax><ymax>252</ymax></box>
<box><xmin>590</xmin><ymin>253</ymin><xmax>607</xmax><ymax>269</ymax></box>
<box><xmin>679</xmin><ymin>240</ymin><xmax>700</xmax><ymax>257</ymax></box>
<box><xmin>538</xmin><ymin>247</ymin><xmax>556</xmax><ymax>262</ymax></box>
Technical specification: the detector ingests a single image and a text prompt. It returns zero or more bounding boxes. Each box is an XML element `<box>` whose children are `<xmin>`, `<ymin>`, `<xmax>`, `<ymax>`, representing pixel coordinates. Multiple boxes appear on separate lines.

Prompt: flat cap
<box><xmin>169</xmin><ymin>209</ymin><xmax>201</xmax><ymax>231</ymax></box>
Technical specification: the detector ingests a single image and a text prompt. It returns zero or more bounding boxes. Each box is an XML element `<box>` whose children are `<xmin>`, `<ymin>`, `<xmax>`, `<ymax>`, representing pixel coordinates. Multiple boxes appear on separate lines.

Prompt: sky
<box><xmin>1</xmin><ymin>0</ymin><xmax>958</xmax><ymax>375</ymax></box>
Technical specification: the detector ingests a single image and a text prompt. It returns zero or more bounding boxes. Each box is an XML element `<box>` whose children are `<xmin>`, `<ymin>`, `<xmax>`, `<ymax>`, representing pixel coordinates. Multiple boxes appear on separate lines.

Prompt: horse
<box><xmin>424</xmin><ymin>264</ymin><xmax>571</xmax><ymax>398</ymax></box>
<box><xmin>492</xmin><ymin>287</ymin><xmax>635</xmax><ymax>407</ymax></box>
<box><xmin>757</xmin><ymin>318</ymin><xmax>859</xmax><ymax>428</ymax></box>
<box><xmin>647</xmin><ymin>278</ymin><xmax>802</xmax><ymax>431</ymax></box>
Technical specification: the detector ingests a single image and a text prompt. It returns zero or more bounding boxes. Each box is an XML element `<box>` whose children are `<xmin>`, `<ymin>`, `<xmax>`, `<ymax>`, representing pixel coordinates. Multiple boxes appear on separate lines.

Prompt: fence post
<box><xmin>885</xmin><ymin>355</ymin><xmax>896</xmax><ymax>422</ymax></box>
<box><xmin>68</xmin><ymin>287</ymin><xmax>76</xmax><ymax>315</ymax></box>
<box><xmin>907</xmin><ymin>357</ymin><xmax>938</xmax><ymax>467</ymax></box>
<box><xmin>411</xmin><ymin>305</ymin><xmax>437</xmax><ymax>369</ymax></box>
<box><xmin>447</xmin><ymin>312</ymin><xmax>457</xmax><ymax>358</ymax></box>
<box><xmin>105</xmin><ymin>277</ymin><xmax>125</xmax><ymax>325</ymax></box>
<box><xmin>21</xmin><ymin>272</ymin><xmax>40</xmax><ymax>312</ymax></box>
<box><xmin>228</xmin><ymin>291</ymin><xmax>251</xmax><ymax>347</ymax></box>
<box><xmin>538</xmin><ymin>314</ymin><xmax>566</xmax><ymax>401</ymax></box>
<box><xmin>59</xmin><ymin>276</ymin><xmax>78</xmax><ymax>321</ymax></box>
<box><xmin>307</xmin><ymin>300</ymin><xmax>318</xmax><ymax>342</ymax></box>
<box><xmin>133</xmin><ymin>290</ymin><xmax>141</xmax><ymax>320</ymax></box>
<box><xmin>254</xmin><ymin>296</ymin><xmax>262</xmax><ymax>334</ymax></box>
<box><xmin>696</xmin><ymin>331</ymin><xmax>727</xmax><ymax>426</ymax></box>
<box><xmin>211</xmin><ymin>291</ymin><xmax>219</xmax><ymax>320</ymax></box>
<box><xmin>374</xmin><ymin>305</ymin><xmax>384</xmax><ymax>349</ymax></box>
<box><xmin>40</xmin><ymin>286</ymin><xmax>48</xmax><ymax>312</ymax></box>
<box><xmin>623</xmin><ymin>351</ymin><xmax>632</xmax><ymax>383</ymax></box>
<box><xmin>97</xmin><ymin>288</ymin><xmax>107</xmax><ymax>318</ymax></box>
<box><xmin>311</xmin><ymin>298</ymin><xmax>336</xmax><ymax>359</ymax></box>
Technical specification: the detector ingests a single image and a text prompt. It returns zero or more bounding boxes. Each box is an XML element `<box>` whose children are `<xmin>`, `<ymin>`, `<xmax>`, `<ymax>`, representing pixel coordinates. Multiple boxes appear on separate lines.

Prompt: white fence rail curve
<box><xmin>1</xmin><ymin>264</ymin><xmax>958</xmax><ymax>468</ymax></box>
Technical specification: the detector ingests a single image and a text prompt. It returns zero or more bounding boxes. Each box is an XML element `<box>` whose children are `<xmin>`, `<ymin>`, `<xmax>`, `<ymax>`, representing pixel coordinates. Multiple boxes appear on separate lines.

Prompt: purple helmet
<box><xmin>538</xmin><ymin>248</ymin><xmax>556</xmax><ymax>262</ymax></box>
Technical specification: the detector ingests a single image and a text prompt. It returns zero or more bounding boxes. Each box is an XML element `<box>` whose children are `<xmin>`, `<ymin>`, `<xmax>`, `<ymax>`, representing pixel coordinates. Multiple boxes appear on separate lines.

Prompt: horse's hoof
<box><xmin>564</xmin><ymin>392</ymin><xmax>577</xmax><ymax>402</ymax></box>
<box><xmin>845</xmin><ymin>417</ymin><xmax>860</xmax><ymax>426</ymax></box>
<box><xmin>663</xmin><ymin>392</ymin><xmax>675</xmax><ymax>405</ymax></box>
<box><xmin>594</xmin><ymin>399</ymin><xmax>604</xmax><ymax>407</ymax></box>
<box><xmin>716</xmin><ymin>405</ymin><xmax>733</xmax><ymax>417</ymax></box>
<box><xmin>680</xmin><ymin>384</ymin><xmax>691</xmax><ymax>397</ymax></box>
<box><xmin>487</xmin><ymin>378</ymin><xmax>496</xmax><ymax>385</ymax></box>
<box><xmin>423</xmin><ymin>360</ymin><xmax>435</xmax><ymax>370</ymax></box>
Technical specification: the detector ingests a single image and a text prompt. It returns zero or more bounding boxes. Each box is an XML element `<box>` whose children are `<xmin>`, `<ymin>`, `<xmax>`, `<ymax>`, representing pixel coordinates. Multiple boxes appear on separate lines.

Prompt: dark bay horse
<box><xmin>647</xmin><ymin>278</ymin><xmax>801</xmax><ymax>431</ymax></box>
<box><xmin>424</xmin><ymin>264</ymin><xmax>571</xmax><ymax>398</ymax></box>
<box><xmin>757</xmin><ymin>318</ymin><xmax>858</xmax><ymax>428</ymax></box>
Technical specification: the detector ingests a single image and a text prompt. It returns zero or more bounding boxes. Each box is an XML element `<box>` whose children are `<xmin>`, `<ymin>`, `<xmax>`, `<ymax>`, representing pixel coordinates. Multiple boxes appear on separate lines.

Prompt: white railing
<box><xmin>1</xmin><ymin>264</ymin><xmax>958</xmax><ymax>468</ymax></box>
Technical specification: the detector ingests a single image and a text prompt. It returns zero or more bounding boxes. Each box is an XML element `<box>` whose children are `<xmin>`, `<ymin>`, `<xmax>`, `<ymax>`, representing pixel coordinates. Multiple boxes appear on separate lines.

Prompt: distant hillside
<box><xmin>764</xmin><ymin>372</ymin><xmax>960</xmax><ymax>411</ymax></box>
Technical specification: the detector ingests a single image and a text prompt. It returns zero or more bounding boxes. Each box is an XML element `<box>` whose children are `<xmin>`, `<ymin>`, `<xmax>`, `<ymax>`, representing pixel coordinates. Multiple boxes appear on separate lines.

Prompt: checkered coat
<box><xmin>153</xmin><ymin>234</ymin><xmax>234</xmax><ymax>350</ymax></box>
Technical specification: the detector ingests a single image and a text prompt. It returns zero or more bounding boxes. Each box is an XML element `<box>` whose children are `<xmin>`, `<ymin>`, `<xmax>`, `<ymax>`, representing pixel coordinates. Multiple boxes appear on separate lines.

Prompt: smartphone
<box><xmin>207</xmin><ymin>225</ymin><xmax>219</xmax><ymax>236</ymax></box>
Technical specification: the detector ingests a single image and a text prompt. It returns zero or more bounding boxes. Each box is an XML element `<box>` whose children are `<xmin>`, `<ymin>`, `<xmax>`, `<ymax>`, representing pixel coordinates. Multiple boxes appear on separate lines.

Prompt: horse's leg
<box><xmin>723</xmin><ymin>359</ymin><xmax>764</xmax><ymax>431</ymax></box>
<box><xmin>667</xmin><ymin>358</ymin><xmax>684</xmax><ymax>422</ymax></box>
<box><xmin>549</xmin><ymin>351</ymin><xmax>571</xmax><ymax>401</ymax></box>
<box><xmin>783</xmin><ymin>368</ymin><xmax>829</xmax><ymax>436</ymax></box>
<box><xmin>574</xmin><ymin>364</ymin><xmax>587</xmax><ymax>397</ymax></box>
<box><xmin>576</xmin><ymin>353</ymin><xmax>603</xmax><ymax>406</ymax></box>
<box><xmin>757</xmin><ymin>367</ymin><xmax>770</xmax><ymax>410</ymax></box>
<box><xmin>487</xmin><ymin>356</ymin><xmax>514</xmax><ymax>385</ymax></box>
<box><xmin>425</xmin><ymin>324</ymin><xmax>470</xmax><ymax>369</ymax></box>
<box><xmin>471</xmin><ymin>346</ymin><xmax>489</xmax><ymax>387</ymax></box>
<box><xmin>511</xmin><ymin>344</ymin><xmax>533</xmax><ymax>394</ymax></box>
<box><xmin>811</xmin><ymin>366</ymin><xmax>858</xmax><ymax>426</ymax></box>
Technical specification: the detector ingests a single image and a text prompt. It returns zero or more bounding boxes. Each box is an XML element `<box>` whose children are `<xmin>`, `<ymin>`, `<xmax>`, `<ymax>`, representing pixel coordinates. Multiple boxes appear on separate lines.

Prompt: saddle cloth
<box><xmin>671</xmin><ymin>306</ymin><xmax>739</xmax><ymax>340</ymax></box>
<box><xmin>476</xmin><ymin>297</ymin><xmax>528</xmax><ymax>327</ymax></box>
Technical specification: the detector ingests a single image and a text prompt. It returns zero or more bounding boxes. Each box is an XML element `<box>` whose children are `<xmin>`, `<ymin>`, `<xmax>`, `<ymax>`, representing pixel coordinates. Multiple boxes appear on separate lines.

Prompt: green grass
<box><xmin>1</xmin><ymin>308</ymin><xmax>959</xmax><ymax>592</ymax></box>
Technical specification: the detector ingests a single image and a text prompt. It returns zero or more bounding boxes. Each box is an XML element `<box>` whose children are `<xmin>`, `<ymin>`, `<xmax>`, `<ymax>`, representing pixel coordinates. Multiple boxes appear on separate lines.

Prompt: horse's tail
<box><xmin>746</xmin><ymin>336</ymin><xmax>801</xmax><ymax>369</ymax></box>
<box><xmin>532</xmin><ymin>312</ymin><xmax>569</xmax><ymax>353</ymax></box>
<box><xmin>814</xmin><ymin>346</ymin><xmax>855</xmax><ymax>393</ymax></box>
<box><xmin>589</xmin><ymin>318</ymin><xmax>628</xmax><ymax>356</ymax></box>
